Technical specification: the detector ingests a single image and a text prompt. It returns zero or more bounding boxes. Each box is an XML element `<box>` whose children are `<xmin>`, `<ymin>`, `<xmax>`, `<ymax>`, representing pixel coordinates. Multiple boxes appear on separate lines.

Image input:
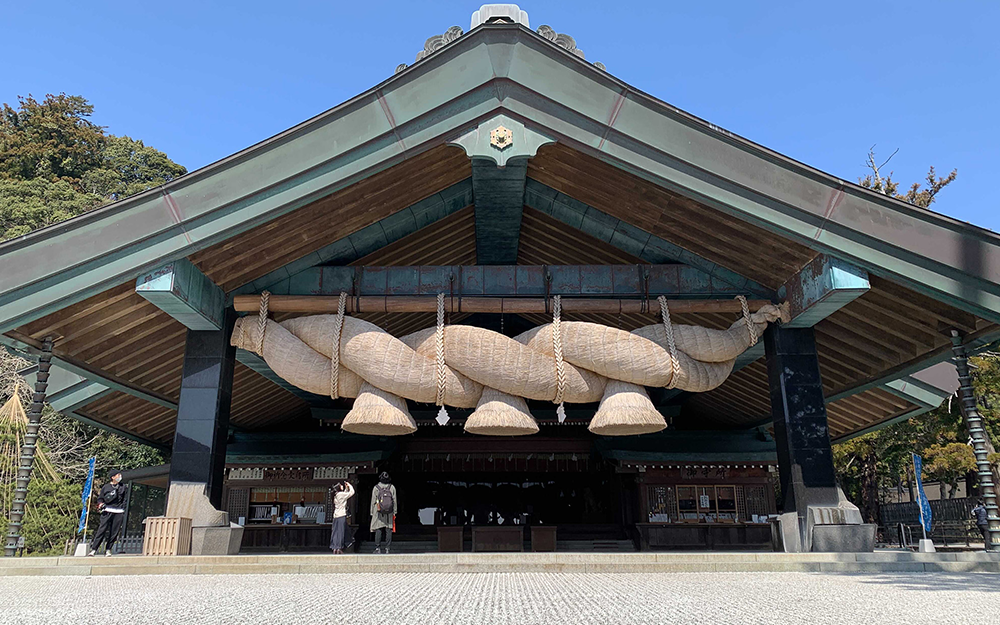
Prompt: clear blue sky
<box><xmin>5</xmin><ymin>1</ymin><xmax>999</xmax><ymax>230</ymax></box>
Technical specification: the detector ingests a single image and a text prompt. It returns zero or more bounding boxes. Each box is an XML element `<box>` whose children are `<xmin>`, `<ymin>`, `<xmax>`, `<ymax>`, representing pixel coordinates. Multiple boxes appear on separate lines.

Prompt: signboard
<box><xmin>699</xmin><ymin>494</ymin><xmax>711</xmax><ymax>508</ymax></box>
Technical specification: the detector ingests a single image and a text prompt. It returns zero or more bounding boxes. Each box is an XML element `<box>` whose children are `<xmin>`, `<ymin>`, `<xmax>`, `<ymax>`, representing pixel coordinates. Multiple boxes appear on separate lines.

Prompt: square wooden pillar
<box><xmin>764</xmin><ymin>325</ymin><xmax>839</xmax><ymax>514</ymax></box>
<box><xmin>764</xmin><ymin>325</ymin><xmax>871</xmax><ymax>551</ymax></box>
<box><xmin>168</xmin><ymin>309</ymin><xmax>236</xmax><ymax>509</ymax></box>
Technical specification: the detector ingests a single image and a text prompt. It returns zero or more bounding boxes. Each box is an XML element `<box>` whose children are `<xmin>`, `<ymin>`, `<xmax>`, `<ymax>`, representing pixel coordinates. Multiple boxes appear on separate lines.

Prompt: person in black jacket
<box><xmin>88</xmin><ymin>469</ymin><xmax>129</xmax><ymax>557</ymax></box>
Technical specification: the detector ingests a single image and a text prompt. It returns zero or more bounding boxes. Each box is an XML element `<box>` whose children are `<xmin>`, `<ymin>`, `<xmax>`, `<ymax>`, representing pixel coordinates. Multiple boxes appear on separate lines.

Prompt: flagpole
<box><xmin>917</xmin><ymin>493</ymin><xmax>927</xmax><ymax>541</ymax></box>
<box><xmin>82</xmin><ymin>492</ymin><xmax>90</xmax><ymax>545</ymax></box>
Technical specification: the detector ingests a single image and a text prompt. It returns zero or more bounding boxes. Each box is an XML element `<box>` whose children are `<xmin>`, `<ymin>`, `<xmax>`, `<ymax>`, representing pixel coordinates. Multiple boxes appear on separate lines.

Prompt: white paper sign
<box><xmin>699</xmin><ymin>494</ymin><xmax>711</xmax><ymax>508</ymax></box>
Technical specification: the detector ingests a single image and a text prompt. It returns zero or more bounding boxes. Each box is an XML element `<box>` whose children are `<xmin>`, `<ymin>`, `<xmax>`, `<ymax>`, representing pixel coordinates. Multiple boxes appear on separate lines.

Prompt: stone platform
<box><xmin>2</xmin><ymin>551</ymin><xmax>998</xmax><ymax>576</ymax></box>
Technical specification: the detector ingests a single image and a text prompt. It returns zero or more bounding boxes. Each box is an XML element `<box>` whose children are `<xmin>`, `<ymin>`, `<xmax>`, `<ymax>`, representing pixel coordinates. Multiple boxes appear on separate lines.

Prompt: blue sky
<box><xmin>4</xmin><ymin>1</ymin><xmax>998</xmax><ymax>230</ymax></box>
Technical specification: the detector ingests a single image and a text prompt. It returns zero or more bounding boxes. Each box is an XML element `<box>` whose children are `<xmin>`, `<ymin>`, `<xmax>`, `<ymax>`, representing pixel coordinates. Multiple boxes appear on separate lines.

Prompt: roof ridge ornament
<box><xmin>537</xmin><ymin>24</ymin><xmax>606</xmax><ymax>71</ymax></box>
<box><xmin>396</xmin><ymin>25</ymin><xmax>464</xmax><ymax>74</ymax></box>
<box><xmin>395</xmin><ymin>5</ymin><xmax>604</xmax><ymax>74</ymax></box>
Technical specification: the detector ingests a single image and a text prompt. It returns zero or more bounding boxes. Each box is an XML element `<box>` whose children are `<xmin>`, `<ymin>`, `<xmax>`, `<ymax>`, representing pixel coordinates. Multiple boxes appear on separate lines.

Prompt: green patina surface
<box><xmin>135</xmin><ymin>258</ymin><xmax>226</xmax><ymax>330</ymax></box>
<box><xmin>595</xmin><ymin>429</ymin><xmax>777</xmax><ymax>463</ymax></box>
<box><xmin>779</xmin><ymin>255</ymin><xmax>870</xmax><ymax>329</ymax></box>
<box><xmin>255</xmin><ymin>264</ymin><xmax>769</xmax><ymax>299</ymax></box>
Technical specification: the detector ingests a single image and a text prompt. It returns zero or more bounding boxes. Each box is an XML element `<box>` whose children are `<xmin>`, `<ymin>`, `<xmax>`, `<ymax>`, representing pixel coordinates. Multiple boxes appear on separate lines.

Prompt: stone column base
<box><xmin>811</xmin><ymin>524</ymin><xmax>876</xmax><ymax>552</ymax></box>
<box><xmin>191</xmin><ymin>523</ymin><xmax>244</xmax><ymax>555</ymax></box>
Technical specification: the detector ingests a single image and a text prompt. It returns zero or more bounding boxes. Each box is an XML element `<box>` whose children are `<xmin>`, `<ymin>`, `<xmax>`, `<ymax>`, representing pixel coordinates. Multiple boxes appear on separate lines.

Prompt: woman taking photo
<box><xmin>329</xmin><ymin>480</ymin><xmax>355</xmax><ymax>554</ymax></box>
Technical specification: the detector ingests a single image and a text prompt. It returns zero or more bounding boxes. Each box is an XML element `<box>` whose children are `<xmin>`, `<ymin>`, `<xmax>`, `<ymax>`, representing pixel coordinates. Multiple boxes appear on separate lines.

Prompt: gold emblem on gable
<box><xmin>490</xmin><ymin>125</ymin><xmax>513</xmax><ymax>150</ymax></box>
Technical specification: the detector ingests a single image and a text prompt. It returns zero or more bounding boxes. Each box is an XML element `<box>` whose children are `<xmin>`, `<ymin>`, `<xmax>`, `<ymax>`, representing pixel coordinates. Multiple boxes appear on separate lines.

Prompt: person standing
<box><xmin>370</xmin><ymin>472</ymin><xmax>397</xmax><ymax>554</ymax></box>
<box><xmin>329</xmin><ymin>481</ymin><xmax>355</xmax><ymax>554</ymax></box>
<box><xmin>88</xmin><ymin>469</ymin><xmax>129</xmax><ymax>557</ymax></box>
<box><xmin>972</xmin><ymin>499</ymin><xmax>991</xmax><ymax>550</ymax></box>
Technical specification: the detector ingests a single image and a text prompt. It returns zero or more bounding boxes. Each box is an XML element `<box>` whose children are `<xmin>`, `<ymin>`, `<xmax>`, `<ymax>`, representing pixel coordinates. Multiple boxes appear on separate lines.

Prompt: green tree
<box><xmin>0</xmin><ymin>94</ymin><xmax>105</xmax><ymax>183</ymax></box>
<box><xmin>859</xmin><ymin>147</ymin><xmax>957</xmax><ymax>209</ymax></box>
<box><xmin>922</xmin><ymin>442</ymin><xmax>976</xmax><ymax>498</ymax></box>
<box><xmin>82</xmin><ymin>135</ymin><xmax>187</xmax><ymax>202</ymax></box>
<box><xmin>0</xmin><ymin>93</ymin><xmax>186</xmax><ymax>242</ymax></box>
<box><xmin>0</xmin><ymin>178</ymin><xmax>102</xmax><ymax>240</ymax></box>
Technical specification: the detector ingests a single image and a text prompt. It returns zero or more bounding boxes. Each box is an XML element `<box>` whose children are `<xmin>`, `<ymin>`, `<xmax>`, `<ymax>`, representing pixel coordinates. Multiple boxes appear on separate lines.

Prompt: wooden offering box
<box><xmin>437</xmin><ymin>526</ymin><xmax>464</xmax><ymax>552</ymax></box>
<box><xmin>472</xmin><ymin>526</ymin><xmax>524</xmax><ymax>552</ymax></box>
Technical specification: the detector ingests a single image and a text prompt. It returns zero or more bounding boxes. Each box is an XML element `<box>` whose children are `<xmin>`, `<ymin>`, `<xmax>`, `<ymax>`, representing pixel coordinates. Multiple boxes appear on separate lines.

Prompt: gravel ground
<box><xmin>1</xmin><ymin>572</ymin><xmax>998</xmax><ymax>625</ymax></box>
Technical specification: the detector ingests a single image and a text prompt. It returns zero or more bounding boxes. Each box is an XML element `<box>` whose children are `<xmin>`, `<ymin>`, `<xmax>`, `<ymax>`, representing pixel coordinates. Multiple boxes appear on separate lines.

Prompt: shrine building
<box><xmin>4</xmin><ymin>5</ymin><xmax>999</xmax><ymax>554</ymax></box>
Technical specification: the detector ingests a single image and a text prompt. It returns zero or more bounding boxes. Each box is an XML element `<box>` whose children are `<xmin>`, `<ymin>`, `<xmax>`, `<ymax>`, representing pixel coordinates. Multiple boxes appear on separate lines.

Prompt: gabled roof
<box><xmin>2</xmin><ymin>17</ymin><xmax>997</xmax><ymax>447</ymax></box>
<box><xmin>1</xmin><ymin>22</ymin><xmax>999</xmax><ymax>334</ymax></box>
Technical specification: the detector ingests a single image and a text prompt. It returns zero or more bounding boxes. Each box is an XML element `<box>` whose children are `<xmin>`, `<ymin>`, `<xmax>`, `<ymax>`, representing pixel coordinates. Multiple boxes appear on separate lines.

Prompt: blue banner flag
<box><xmin>912</xmin><ymin>453</ymin><xmax>932</xmax><ymax>535</ymax></box>
<box><xmin>77</xmin><ymin>457</ymin><xmax>96</xmax><ymax>534</ymax></box>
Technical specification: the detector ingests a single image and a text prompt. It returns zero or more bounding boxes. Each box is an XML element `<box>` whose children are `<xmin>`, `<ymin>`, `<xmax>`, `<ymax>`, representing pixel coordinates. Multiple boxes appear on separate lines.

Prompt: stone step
<box><xmin>1</xmin><ymin>551</ymin><xmax>998</xmax><ymax>576</ymax></box>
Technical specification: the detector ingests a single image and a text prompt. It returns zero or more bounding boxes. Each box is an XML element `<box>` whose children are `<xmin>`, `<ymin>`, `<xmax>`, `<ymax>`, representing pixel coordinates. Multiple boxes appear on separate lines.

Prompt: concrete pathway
<box><xmin>1</xmin><ymin>571</ymin><xmax>998</xmax><ymax>625</ymax></box>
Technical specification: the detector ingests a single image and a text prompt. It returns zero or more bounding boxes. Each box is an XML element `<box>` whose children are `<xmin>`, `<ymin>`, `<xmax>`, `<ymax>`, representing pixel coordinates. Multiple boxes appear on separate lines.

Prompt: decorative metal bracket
<box><xmin>448</xmin><ymin>115</ymin><xmax>556</xmax><ymax>167</ymax></box>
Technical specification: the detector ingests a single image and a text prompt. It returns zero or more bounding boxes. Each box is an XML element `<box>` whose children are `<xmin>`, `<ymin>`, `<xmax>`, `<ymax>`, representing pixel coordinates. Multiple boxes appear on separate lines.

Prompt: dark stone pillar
<box><xmin>168</xmin><ymin>309</ymin><xmax>236</xmax><ymax>509</ymax></box>
<box><xmin>764</xmin><ymin>326</ymin><xmax>839</xmax><ymax>528</ymax></box>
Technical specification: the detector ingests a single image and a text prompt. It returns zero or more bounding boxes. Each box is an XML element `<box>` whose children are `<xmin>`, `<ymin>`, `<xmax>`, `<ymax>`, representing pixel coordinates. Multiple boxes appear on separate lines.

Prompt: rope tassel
<box><xmin>552</xmin><ymin>295</ymin><xmax>567</xmax><ymax>422</ymax></box>
<box><xmin>658</xmin><ymin>295</ymin><xmax>678</xmax><ymax>389</ymax></box>
<box><xmin>330</xmin><ymin>291</ymin><xmax>347</xmax><ymax>399</ymax></box>
<box><xmin>255</xmin><ymin>290</ymin><xmax>270</xmax><ymax>357</ymax></box>
<box><xmin>736</xmin><ymin>295</ymin><xmax>758</xmax><ymax>346</ymax></box>
<box><xmin>435</xmin><ymin>293</ymin><xmax>449</xmax><ymax>425</ymax></box>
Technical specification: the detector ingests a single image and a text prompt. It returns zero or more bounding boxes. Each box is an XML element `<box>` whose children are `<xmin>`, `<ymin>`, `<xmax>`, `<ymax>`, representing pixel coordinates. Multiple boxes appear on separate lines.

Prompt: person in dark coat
<box><xmin>370</xmin><ymin>472</ymin><xmax>397</xmax><ymax>554</ymax></box>
<box><xmin>89</xmin><ymin>469</ymin><xmax>129</xmax><ymax>557</ymax></box>
<box><xmin>972</xmin><ymin>499</ymin><xmax>992</xmax><ymax>550</ymax></box>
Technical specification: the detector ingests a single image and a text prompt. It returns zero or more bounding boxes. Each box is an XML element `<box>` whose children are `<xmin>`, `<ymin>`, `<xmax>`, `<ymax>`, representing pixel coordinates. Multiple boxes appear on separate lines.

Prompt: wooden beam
<box><xmin>233</xmin><ymin>294</ymin><xmax>774</xmax><ymax>315</ymax></box>
<box><xmin>259</xmin><ymin>264</ymin><xmax>776</xmax><ymax>300</ymax></box>
<box><xmin>2</xmin><ymin>331</ymin><xmax>178</xmax><ymax>411</ymax></box>
<box><xmin>135</xmin><ymin>258</ymin><xmax>225</xmax><ymax>330</ymax></box>
<box><xmin>19</xmin><ymin>363</ymin><xmax>111</xmax><ymax>413</ymax></box>
<box><xmin>18</xmin><ymin>362</ymin><xmax>167</xmax><ymax>448</ymax></box>
<box><xmin>472</xmin><ymin>158</ymin><xmax>528</xmax><ymax>264</ymax></box>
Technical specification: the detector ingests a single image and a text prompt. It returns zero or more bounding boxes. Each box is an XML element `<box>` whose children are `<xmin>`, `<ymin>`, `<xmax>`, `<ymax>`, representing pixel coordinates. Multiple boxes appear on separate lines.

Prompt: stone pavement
<box><xmin>1</xmin><ymin>571</ymin><xmax>998</xmax><ymax>625</ymax></box>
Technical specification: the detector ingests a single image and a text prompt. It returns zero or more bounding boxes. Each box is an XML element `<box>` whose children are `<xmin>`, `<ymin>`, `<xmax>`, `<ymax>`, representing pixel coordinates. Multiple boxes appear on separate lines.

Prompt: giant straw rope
<box><xmin>232</xmin><ymin>294</ymin><xmax>784</xmax><ymax>436</ymax></box>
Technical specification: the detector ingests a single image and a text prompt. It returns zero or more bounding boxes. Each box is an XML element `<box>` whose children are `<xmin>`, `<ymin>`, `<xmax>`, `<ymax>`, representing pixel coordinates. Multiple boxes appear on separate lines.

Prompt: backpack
<box><xmin>377</xmin><ymin>485</ymin><xmax>394</xmax><ymax>514</ymax></box>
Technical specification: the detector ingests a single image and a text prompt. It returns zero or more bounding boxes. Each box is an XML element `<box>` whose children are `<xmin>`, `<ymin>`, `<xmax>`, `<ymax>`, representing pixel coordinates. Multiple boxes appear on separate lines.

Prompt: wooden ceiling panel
<box><xmin>517</xmin><ymin>207</ymin><xmax>648</xmax><ymax>266</ymax></box>
<box><xmin>527</xmin><ymin>143</ymin><xmax>819</xmax><ymax>289</ymax></box>
<box><xmin>189</xmin><ymin>145</ymin><xmax>471</xmax><ymax>292</ymax></box>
